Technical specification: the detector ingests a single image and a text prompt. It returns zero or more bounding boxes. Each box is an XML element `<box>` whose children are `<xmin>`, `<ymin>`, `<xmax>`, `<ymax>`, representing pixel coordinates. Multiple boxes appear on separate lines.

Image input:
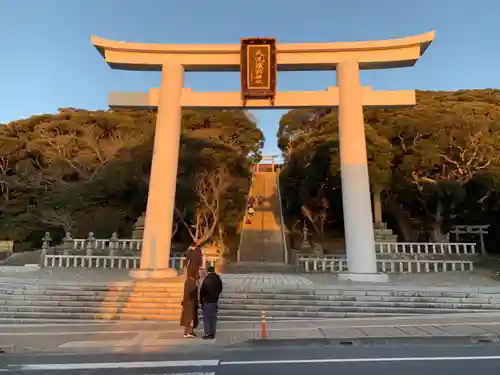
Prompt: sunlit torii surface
<box><xmin>92</xmin><ymin>31</ymin><xmax>435</xmax><ymax>281</ymax></box>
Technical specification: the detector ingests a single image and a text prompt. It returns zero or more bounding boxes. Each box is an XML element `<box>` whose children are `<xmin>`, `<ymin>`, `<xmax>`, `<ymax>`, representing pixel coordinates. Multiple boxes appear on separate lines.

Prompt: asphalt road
<box><xmin>2</xmin><ymin>341</ymin><xmax>500</xmax><ymax>374</ymax></box>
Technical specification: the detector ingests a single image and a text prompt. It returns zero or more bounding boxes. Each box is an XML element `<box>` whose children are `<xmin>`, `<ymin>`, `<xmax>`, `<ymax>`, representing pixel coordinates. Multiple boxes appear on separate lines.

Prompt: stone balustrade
<box><xmin>297</xmin><ymin>241</ymin><xmax>477</xmax><ymax>273</ymax></box>
<box><xmin>376</xmin><ymin>242</ymin><xmax>476</xmax><ymax>255</ymax></box>
<box><xmin>298</xmin><ymin>255</ymin><xmax>475</xmax><ymax>273</ymax></box>
<box><xmin>42</xmin><ymin>233</ymin><xmax>476</xmax><ymax>257</ymax></box>
<box><xmin>41</xmin><ymin>232</ymin><xmax>143</xmax><ymax>255</ymax></box>
<box><xmin>43</xmin><ymin>254</ymin><xmax>218</xmax><ymax>270</ymax></box>
<box><xmin>44</xmin><ymin>254</ymin><xmax>141</xmax><ymax>268</ymax></box>
<box><xmin>39</xmin><ymin>232</ymin><xmax>477</xmax><ymax>274</ymax></box>
<box><xmin>72</xmin><ymin>237</ymin><xmax>142</xmax><ymax>253</ymax></box>
<box><xmin>42</xmin><ymin>251</ymin><xmax>474</xmax><ymax>274</ymax></box>
<box><xmin>39</xmin><ymin>232</ymin><xmax>219</xmax><ymax>270</ymax></box>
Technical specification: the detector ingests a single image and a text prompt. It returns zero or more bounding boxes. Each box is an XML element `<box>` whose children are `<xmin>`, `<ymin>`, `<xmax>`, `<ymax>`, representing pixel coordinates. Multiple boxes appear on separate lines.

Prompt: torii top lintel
<box><xmin>91</xmin><ymin>31</ymin><xmax>435</xmax><ymax>72</ymax></box>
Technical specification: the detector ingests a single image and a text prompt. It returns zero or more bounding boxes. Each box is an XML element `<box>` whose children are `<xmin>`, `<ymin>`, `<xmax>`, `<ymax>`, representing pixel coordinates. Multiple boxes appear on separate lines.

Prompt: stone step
<box><xmin>0</xmin><ymin>310</ymin><xmax>179</xmax><ymax>321</ymax></box>
<box><xmin>221</xmin><ymin>300</ymin><xmax>500</xmax><ymax>310</ymax></box>
<box><xmin>4</xmin><ymin>290</ymin><xmax>499</xmax><ymax>306</ymax></box>
<box><xmin>0</xmin><ymin>282</ymin><xmax>184</xmax><ymax>292</ymax></box>
<box><xmin>0</xmin><ymin>303</ymin><xmax>478</xmax><ymax>320</ymax></box>
<box><xmin>2</xmin><ymin>299</ymin><xmax>182</xmax><ymax>309</ymax></box>
<box><xmin>219</xmin><ymin>304</ymin><xmax>498</xmax><ymax>314</ymax></box>
<box><xmin>0</xmin><ymin>317</ymin><xmax>122</xmax><ymax>324</ymax></box>
<box><xmin>221</xmin><ymin>263</ymin><xmax>296</xmax><ymax>273</ymax></box>
<box><xmin>0</xmin><ymin>310</ymin><xmax>419</xmax><ymax>322</ymax></box>
<box><xmin>5</xmin><ymin>289</ymin><xmax>500</xmax><ymax>305</ymax></box>
<box><xmin>0</xmin><ymin>301</ymin><xmax>493</xmax><ymax>316</ymax></box>
<box><xmin>223</xmin><ymin>290</ymin><xmax>500</xmax><ymax>299</ymax></box>
<box><xmin>2</xmin><ymin>281</ymin><xmax>500</xmax><ymax>296</ymax></box>
<box><xmin>0</xmin><ymin>305</ymin><xmax>181</xmax><ymax>315</ymax></box>
<box><xmin>223</xmin><ymin>292</ymin><xmax>500</xmax><ymax>302</ymax></box>
<box><xmin>3</xmin><ymin>296</ymin><xmax>500</xmax><ymax>311</ymax></box>
<box><xmin>3</xmin><ymin>288</ymin><xmax>500</xmax><ymax>304</ymax></box>
<box><xmin>0</xmin><ymin>312</ymin><xmax>420</xmax><ymax>325</ymax></box>
<box><xmin>0</xmin><ymin>294</ymin><xmax>182</xmax><ymax>304</ymax></box>
<box><xmin>224</xmin><ymin>294</ymin><xmax>500</xmax><ymax>304</ymax></box>
<box><xmin>223</xmin><ymin>293</ymin><xmax>493</xmax><ymax>302</ymax></box>
<box><xmin>4</xmin><ymin>283</ymin><xmax>500</xmax><ymax>295</ymax></box>
<box><xmin>0</xmin><ymin>285</ymin><xmax>184</xmax><ymax>294</ymax></box>
<box><xmin>0</xmin><ymin>288</ymin><xmax>184</xmax><ymax>298</ymax></box>
<box><xmin>0</xmin><ymin>281</ymin><xmax>184</xmax><ymax>289</ymax></box>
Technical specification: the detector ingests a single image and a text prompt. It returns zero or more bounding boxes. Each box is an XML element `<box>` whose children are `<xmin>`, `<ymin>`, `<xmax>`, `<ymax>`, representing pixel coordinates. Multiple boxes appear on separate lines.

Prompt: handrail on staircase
<box><xmin>276</xmin><ymin>168</ymin><xmax>289</xmax><ymax>264</ymax></box>
<box><xmin>236</xmin><ymin>174</ymin><xmax>254</xmax><ymax>263</ymax></box>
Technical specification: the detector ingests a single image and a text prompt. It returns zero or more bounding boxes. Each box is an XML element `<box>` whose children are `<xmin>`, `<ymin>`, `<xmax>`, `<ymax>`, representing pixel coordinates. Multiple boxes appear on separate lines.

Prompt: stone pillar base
<box><xmin>337</xmin><ymin>272</ymin><xmax>389</xmax><ymax>283</ymax></box>
<box><xmin>129</xmin><ymin>268</ymin><xmax>179</xmax><ymax>280</ymax></box>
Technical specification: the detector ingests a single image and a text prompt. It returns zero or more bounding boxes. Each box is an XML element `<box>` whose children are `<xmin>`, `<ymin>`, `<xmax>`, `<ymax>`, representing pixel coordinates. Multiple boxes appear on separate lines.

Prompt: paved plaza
<box><xmin>2</xmin><ymin>313</ymin><xmax>500</xmax><ymax>355</ymax></box>
<box><xmin>1</xmin><ymin>267</ymin><xmax>499</xmax><ymax>290</ymax></box>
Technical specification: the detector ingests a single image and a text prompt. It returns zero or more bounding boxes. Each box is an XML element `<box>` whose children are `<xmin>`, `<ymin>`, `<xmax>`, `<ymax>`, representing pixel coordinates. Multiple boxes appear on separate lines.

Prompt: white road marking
<box><xmin>220</xmin><ymin>355</ymin><xmax>500</xmax><ymax>365</ymax></box>
<box><xmin>7</xmin><ymin>355</ymin><xmax>500</xmax><ymax>372</ymax></box>
<box><xmin>10</xmin><ymin>360</ymin><xmax>220</xmax><ymax>371</ymax></box>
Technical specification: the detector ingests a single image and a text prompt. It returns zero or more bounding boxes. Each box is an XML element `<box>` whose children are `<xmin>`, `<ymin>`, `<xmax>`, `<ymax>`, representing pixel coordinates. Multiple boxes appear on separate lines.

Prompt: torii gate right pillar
<box><xmin>336</xmin><ymin>60</ymin><xmax>383</xmax><ymax>282</ymax></box>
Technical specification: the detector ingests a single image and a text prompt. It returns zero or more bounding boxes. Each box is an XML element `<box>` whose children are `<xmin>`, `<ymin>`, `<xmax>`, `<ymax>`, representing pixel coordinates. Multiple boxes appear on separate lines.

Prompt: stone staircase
<box><xmin>238</xmin><ymin>171</ymin><xmax>285</xmax><ymax>264</ymax></box>
<box><xmin>374</xmin><ymin>226</ymin><xmax>398</xmax><ymax>242</ymax></box>
<box><xmin>2</xmin><ymin>280</ymin><xmax>500</xmax><ymax>323</ymax></box>
<box><xmin>222</xmin><ymin>262</ymin><xmax>297</xmax><ymax>274</ymax></box>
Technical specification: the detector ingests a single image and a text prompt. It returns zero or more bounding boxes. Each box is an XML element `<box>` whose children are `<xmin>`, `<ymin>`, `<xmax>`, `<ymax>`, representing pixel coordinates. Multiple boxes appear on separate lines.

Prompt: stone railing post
<box><xmin>40</xmin><ymin>232</ymin><xmax>52</xmax><ymax>267</ymax></box>
<box><xmin>62</xmin><ymin>231</ymin><xmax>73</xmax><ymax>255</ymax></box>
<box><xmin>85</xmin><ymin>232</ymin><xmax>96</xmax><ymax>256</ymax></box>
<box><xmin>109</xmin><ymin>232</ymin><xmax>119</xmax><ymax>257</ymax></box>
<box><xmin>41</xmin><ymin>232</ymin><xmax>52</xmax><ymax>251</ymax></box>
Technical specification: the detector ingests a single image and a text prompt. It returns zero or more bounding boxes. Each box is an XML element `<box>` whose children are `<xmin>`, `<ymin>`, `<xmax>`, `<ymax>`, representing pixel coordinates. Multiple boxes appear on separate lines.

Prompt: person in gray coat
<box><xmin>199</xmin><ymin>266</ymin><xmax>223</xmax><ymax>339</ymax></box>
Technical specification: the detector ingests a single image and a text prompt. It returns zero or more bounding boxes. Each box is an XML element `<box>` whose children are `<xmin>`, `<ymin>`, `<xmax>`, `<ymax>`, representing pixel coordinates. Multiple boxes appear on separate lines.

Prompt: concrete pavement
<box><xmin>2</xmin><ymin>313</ymin><xmax>500</xmax><ymax>354</ymax></box>
<box><xmin>2</xmin><ymin>341</ymin><xmax>500</xmax><ymax>374</ymax></box>
<box><xmin>2</xmin><ymin>267</ymin><xmax>500</xmax><ymax>289</ymax></box>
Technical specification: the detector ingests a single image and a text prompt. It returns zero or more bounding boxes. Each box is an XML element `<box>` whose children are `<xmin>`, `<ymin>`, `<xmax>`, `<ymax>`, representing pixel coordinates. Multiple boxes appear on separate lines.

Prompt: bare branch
<box><xmin>39</xmin><ymin>208</ymin><xmax>75</xmax><ymax>232</ymax></box>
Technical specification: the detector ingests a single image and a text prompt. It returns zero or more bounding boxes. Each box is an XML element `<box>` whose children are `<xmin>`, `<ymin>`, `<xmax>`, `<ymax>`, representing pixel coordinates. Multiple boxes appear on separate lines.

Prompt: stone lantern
<box><xmin>132</xmin><ymin>212</ymin><xmax>146</xmax><ymax>239</ymax></box>
<box><xmin>300</xmin><ymin>222</ymin><xmax>312</xmax><ymax>251</ymax></box>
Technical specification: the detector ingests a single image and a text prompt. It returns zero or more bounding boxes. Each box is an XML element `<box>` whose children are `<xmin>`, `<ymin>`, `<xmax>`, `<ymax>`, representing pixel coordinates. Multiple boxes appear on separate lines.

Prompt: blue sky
<box><xmin>1</xmin><ymin>0</ymin><xmax>499</xmax><ymax>155</ymax></box>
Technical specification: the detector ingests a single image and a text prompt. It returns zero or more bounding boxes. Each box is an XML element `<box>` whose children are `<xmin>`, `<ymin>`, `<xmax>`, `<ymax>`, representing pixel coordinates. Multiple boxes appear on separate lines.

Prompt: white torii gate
<box><xmin>257</xmin><ymin>155</ymin><xmax>279</xmax><ymax>173</ymax></box>
<box><xmin>92</xmin><ymin>31</ymin><xmax>435</xmax><ymax>282</ymax></box>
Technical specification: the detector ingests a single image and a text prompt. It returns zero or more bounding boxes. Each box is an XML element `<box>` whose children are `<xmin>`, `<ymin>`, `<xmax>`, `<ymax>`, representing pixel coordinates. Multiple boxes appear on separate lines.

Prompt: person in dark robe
<box><xmin>185</xmin><ymin>243</ymin><xmax>203</xmax><ymax>280</ymax></box>
<box><xmin>180</xmin><ymin>276</ymin><xmax>199</xmax><ymax>338</ymax></box>
<box><xmin>199</xmin><ymin>266</ymin><xmax>223</xmax><ymax>339</ymax></box>
<box><xmin>248</xmin><ymin>196</ymin><xmax>255</xmax><ymax>207</ymax></box>
<box><xmin>258</xmin><ymin>196</ymin><xmax>265</xmax><ymax>207</ymax></box>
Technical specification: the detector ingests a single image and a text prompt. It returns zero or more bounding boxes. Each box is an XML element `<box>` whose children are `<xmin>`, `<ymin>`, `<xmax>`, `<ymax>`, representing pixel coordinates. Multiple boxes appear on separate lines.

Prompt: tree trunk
<box><xmin>429</xmin><ymin>201</ymin><xmax>444</xmax><ymax>242</ymax></box>
<box><xmin>386</xmin><ymin>196</ymin><xmax>418</xmax><ymax>241</ymax></box>
<box><xmin>373</xmin><ymin>188</ymin><xmax>383</xmax><ymax>229</ymax></box>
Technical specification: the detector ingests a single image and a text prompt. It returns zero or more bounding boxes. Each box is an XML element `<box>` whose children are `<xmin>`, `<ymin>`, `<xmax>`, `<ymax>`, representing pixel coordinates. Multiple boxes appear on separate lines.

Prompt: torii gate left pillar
<box><xmin>92</xmin><ymin>32</ymin><xmax>434</xmax><ymax>280</ymax></box>
<box><xmin>128</xmin><ymin>63</ymin><xmax>184</xmax><ymax>279</ymax></box>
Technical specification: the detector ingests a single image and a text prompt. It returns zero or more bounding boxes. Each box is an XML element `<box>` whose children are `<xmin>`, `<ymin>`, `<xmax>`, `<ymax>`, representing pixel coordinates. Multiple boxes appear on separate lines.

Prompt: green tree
<box><xmin>277</xmin><ymin>89</ymin><xmax>500</xmax><ymax>252</ymax></box>
<box><xmin>0</xmin><ymin>108</ymin><xmax>263</xmax><ymax>253</ymax></box>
